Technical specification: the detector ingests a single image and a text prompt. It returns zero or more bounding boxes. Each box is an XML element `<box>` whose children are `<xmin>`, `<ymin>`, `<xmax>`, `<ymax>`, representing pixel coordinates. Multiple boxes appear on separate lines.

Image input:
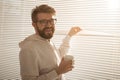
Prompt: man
<box><xmin>19</xmin><ymin>4</ymin><xmax>81</xmax><ymax>80</ymax></box>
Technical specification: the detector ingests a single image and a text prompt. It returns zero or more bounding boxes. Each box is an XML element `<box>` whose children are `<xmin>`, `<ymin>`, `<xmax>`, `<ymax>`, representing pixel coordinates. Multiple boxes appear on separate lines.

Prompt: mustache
<box><xmin>43</xmin><ymin>27</ymin><xmax>54</xmax><ymax>31</ymax></box>
<box><xmin>44</xmin><ymin>27</ymin><xmax>52</xmax><ymax>30</ymax></box>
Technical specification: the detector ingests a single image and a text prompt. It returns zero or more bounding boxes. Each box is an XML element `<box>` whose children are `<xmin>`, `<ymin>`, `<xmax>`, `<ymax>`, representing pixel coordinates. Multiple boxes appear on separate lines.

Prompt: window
<box><xmin>0</xmin><ymin>0</ymin><xmax>120</xmax><ymax>80</ymax></box>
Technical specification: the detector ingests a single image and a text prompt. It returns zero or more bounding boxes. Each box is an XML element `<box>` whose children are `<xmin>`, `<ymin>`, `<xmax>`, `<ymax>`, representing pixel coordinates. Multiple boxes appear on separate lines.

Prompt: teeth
<box><xmin>45</xmin><ymin>29</ymin><xmax>52</xmax><ymax>33</ymax></box>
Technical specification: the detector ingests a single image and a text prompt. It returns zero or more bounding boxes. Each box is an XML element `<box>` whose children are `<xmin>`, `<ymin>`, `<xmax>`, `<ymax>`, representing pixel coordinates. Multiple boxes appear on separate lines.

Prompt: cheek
<box><xmin>37</xmin><ymin>25</ymin><xmax>45</xmax><ymax>31</ymax></box>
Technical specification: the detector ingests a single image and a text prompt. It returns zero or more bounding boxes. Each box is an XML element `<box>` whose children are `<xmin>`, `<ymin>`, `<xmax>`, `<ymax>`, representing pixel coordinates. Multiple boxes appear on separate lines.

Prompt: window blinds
<box><xmin>0</xmin><ymin>0</ymin><xmax>120</xmax><ymax>80</ymax></box>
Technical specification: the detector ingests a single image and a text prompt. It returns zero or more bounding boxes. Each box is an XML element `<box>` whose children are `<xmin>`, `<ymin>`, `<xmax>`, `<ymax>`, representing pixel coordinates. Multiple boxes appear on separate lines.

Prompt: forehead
<box><xmin>37</xmin><ymin>13</ymin><xmax>54</xmax><ymax>20</ymax></box>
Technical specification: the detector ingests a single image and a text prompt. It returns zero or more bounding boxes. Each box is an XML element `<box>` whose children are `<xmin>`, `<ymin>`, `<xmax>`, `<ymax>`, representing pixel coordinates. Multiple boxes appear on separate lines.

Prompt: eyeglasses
<box><xmin>37</xmin><ymin>18</ymin><xmax>57</xmax><ymax>25</ymax></box>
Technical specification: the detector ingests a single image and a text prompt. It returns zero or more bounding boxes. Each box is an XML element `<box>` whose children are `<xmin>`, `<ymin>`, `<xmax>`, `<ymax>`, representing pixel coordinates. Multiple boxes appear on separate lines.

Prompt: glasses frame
<box><xmin>37</xmin><ymin>18</ymin><xmax>57</xmax><ymax>25</ymax></box>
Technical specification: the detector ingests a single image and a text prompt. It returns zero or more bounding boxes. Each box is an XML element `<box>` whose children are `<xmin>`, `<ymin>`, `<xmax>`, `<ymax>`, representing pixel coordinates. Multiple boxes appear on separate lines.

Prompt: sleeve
<box><xmin>58</xmin><ymin>35</ymin><xmax>71</xmax><ymax>58</ymax></box>
<box><xmin>19</xmin><ymin>46</ymin><xmax>59</xmax><ymax>80</ymax></box>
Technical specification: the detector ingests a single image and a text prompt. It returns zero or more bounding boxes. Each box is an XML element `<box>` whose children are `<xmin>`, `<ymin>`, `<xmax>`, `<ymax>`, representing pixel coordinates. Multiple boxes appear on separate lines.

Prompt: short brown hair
<box><xmin>31</xmin><ymin>4</ymin><xmax>56</xmax><ymax>23</ymax></box>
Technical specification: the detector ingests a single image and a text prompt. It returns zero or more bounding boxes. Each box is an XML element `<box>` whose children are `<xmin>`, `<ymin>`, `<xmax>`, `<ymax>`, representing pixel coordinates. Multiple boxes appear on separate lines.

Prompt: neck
<box><xmin>35</xmin><ymin>32</ymin><xmax>50</xmax><ymax>41</ymax></box>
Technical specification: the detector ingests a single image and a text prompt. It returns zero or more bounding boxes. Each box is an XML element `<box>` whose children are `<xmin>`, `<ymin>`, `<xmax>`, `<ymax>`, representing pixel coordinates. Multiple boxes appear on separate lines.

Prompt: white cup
<box><xmin>64</xmin><ymin>55</ymin><xmax>74</xmax><ymax>61</ymax></box>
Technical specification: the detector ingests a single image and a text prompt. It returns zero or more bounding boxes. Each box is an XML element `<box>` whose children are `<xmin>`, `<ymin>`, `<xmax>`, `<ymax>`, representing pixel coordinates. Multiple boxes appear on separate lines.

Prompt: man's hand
<box><xmin>68</xmin><ymin>27</ymin><xmax>81</xmax><ymax>37</ymax></box>
<box><xmin>56</xmin><ymin>57</ymin><xmax>74</xmax><ymax>75</ymax></box>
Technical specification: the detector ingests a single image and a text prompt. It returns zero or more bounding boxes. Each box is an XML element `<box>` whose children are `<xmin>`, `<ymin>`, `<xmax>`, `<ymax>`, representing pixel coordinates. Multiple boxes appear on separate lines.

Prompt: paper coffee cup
<box><xmin>64</xmin><ymin>55</ymin><xmax>74</xmax><ymax>61</ymax></box>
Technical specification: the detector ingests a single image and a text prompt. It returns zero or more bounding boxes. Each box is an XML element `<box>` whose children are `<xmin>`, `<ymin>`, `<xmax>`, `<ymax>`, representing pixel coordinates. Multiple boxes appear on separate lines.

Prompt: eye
<box><xmin>38</xmin><ymin>20</ymin><xmax>46</xmax><ymax>24</ymax></box>
<box><xmin>37</xmin><ymin>18</ymin><xmax>57</xmax><ymax>25</ymax></box>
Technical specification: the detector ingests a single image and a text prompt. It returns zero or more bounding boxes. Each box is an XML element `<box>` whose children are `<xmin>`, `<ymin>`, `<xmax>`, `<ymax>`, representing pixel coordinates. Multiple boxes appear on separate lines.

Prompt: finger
<box><xmin>74</xmin><ymin>28</ymin><xmax>78</xmax><ymax>32</ymax></box>
<box><xmin>67</xmin><ymin>66</ymin><xmax>74</xmax><ymax>71</ymax></box>
<box><xmin>61</xmin><ymin>57</ymin><xmax>64</xmax><ymax>61</ymax></box>
<box><xmin>74</xmin><ymin>27</ymin><xmax>80</xmax><ymax>32</ymax></box>
<box><xmin>63</xmin><ymin>65</ymin><xmax>74</xmax><ymax>73</ymax></box>
<box><xmin>70</xmin><ymin>60</ymin><xmax>74</xmax><ymax>65</ymax></box>
<box><xmin>66</xmin><ymin>60</ymin><xmax>73</xmax><ymax>64</ymax></box>
<box><xmin>66</xmin><ymin>62</ymin><xmax>74</xmax><ymax>68</ymax></box>
<box><xmin>78</xmin><ymin>27</ymin><xmax>82</xmax><ymax>31</ymax></box>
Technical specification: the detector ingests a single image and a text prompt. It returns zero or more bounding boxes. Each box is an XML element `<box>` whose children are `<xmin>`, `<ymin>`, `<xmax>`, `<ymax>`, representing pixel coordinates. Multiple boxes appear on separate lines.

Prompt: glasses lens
<box><xmin>37</xmin><ymin>18</ymin><xmax>57</xmax><ymax>25</ymax></box>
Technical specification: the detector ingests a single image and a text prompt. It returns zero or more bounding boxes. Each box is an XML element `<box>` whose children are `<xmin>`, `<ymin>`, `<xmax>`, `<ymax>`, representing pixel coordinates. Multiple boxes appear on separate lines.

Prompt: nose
<box><xmin>45</xmin><ymin>21</ymin><xmax>52</xmax><ymax>28</ymax></box>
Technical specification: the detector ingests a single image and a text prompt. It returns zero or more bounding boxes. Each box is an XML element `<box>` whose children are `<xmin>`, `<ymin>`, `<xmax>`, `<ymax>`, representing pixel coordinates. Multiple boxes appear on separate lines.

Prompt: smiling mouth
<box><xmin>45</xmin><ymin>29</ymin><xmax>52</xmax><ymax>34</ymax></box>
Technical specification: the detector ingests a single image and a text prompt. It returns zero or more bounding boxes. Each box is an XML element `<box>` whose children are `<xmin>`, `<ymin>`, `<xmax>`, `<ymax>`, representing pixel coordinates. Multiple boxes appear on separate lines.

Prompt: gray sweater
<box><xmin>19</xmin><ymin>34</ymin><xmax>71</xmax><ymax>80</ymax></box>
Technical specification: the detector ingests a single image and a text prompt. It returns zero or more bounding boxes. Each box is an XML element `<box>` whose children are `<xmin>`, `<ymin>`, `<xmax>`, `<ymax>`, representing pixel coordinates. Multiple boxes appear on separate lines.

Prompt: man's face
<box><xmin>34</xmin><ymin>13</ymin><xmax>56</xmax><ymax>39</ymax></box>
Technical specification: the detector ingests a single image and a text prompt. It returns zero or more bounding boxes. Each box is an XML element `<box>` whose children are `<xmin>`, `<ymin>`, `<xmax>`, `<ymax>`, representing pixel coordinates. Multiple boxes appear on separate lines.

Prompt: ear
<box><xmin>32</xmin><ymin>22</ymin><xmax>38</xmax><ymax>34</ymax></box>
<box><xmin>32</xmin><ymin>22</ymin><xmax>37</xmax><ymax>28</ymax></box>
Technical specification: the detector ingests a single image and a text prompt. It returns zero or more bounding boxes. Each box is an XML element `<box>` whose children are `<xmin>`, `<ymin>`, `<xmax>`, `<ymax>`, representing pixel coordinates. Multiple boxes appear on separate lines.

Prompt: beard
<box><xmin>36</xmin><ymin>26</ymin><xmax>55</xmax><ymax>39</ymax></box>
